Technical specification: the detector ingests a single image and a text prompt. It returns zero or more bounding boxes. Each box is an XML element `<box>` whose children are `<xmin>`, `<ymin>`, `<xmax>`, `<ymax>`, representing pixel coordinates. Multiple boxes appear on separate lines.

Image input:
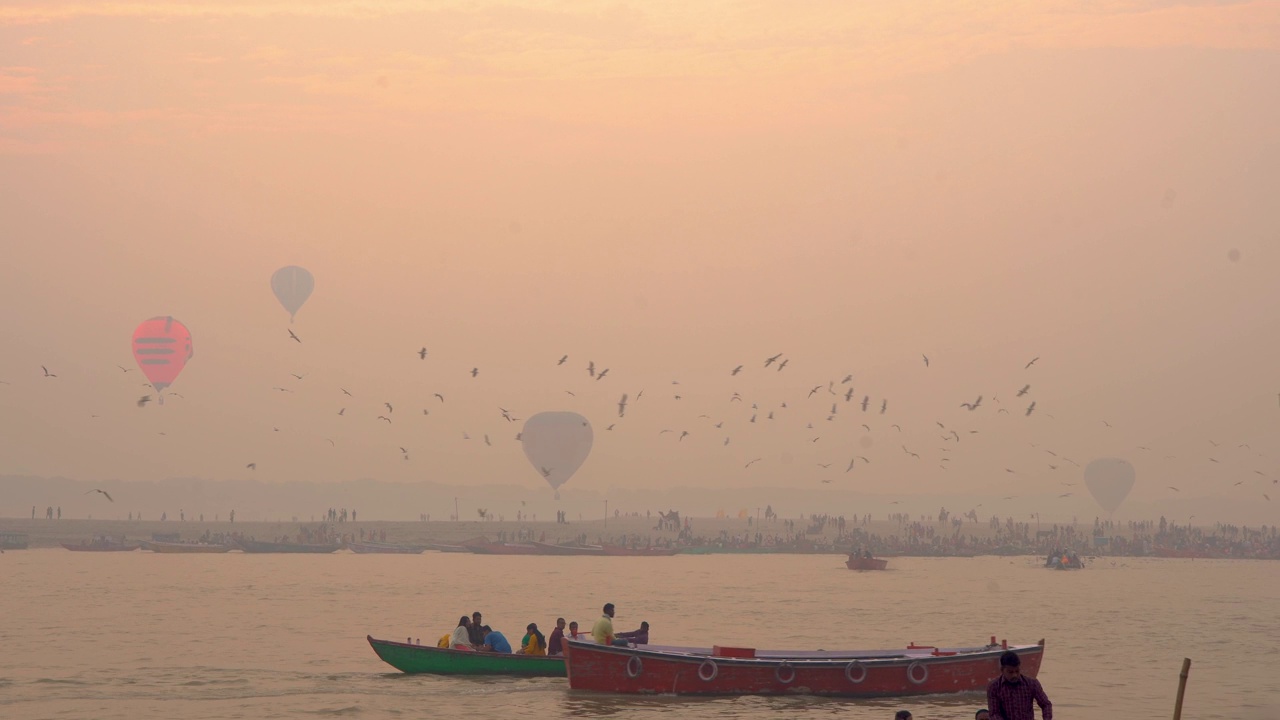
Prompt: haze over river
<box><xmin>4</xmin><ymin>552</ymin><xmax>1276</xmax><ymax>719</ymax></box>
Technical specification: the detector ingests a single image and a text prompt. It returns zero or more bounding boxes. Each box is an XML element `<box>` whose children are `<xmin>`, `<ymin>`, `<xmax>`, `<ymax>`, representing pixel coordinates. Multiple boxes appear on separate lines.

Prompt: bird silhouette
<box><xmin>961</xmin><ymin>396</ymin><xmax>983</xmax><ymax>410</ymax></box>
<box><xmin>418</xmin><ymin>347</ymin><xmax>427</xmax><ymax>359</ymax></box>
<box><xmin>84</xmin><ymin>489</ymin><xmax>114</xmax><ymax>502</ymax></box>
<box><xmin>434</xmin><ymin>393</ymin><xmax>445</xmax><ymax>402</ymax></box>
<box><xmin>116</xmin><ymin>365</ymin><xmax>132</xmax><ymax>373</ymax></box>
<box><xmin>1167</xmin><ymin>486</ymin><xmax>1180</xmax><ymax>492</ymax></box>
<box><xmin>587</xmin><ymin>361</ymin><xmax>596</xmax><ymax>377</ymax></box>
<box><xmin>1025</xmin><ymin>402</ymin><xmax>1036</xmax><ymax>416</ymax></box>
<box><xmin>41</xmin><ymin>366</ymin><xmax>56</xmax><ymax>378</ymax></box>
<box><xmin>246</xmin><ymin>463</ymin><xmax>256</xmax><ymax>470</ymax></box>
<box><xmin>137</xmin><ymin>395</ymin><xmax>152</xmax><ymax>407</ymax></box>
<box><xmin>1025</xmin><ymin>357</ymin><xmax>1039</xmax><ymax>369</ymax></box>
<box><xmin>470</xmin><ymin>368</ymin><xmax>479</xmax><ymax>378</ymax></box>
<box><xmin>288</xmin><ymin>330</ymin><xmax>301</xmax><ymax>343</ymax></box>
<box><xmin>776</xmin><ymin>359</ymin><xmax>789</xmax><ymax>371</ymax></box>
<box><xmin>341</xmin><ymin>388</ymin><xmax>353</xmax><ymax>396</ymax></box>
<box><xmin>558</xmin><ymin>355</ymin><xmax>568</xmax><ymax>365</ymax></box>
<box><xmin>861</xmin><ymin>396</ymin><xmax>870</xmax><ymax>412</ymax></box>
<box><xmin>731</xmin><ymin>365</ymin><xmax>743</xmax><ymax>375</ymax></box>
<box><xmin>922</xmin><ymin>355</ymin><xmax>929</xmax><ymax>367</ymax></box>
<box><xmin>338</xmin><ymin>408</ymin><xmax>345</xmax><ymax>416</ymax></box>
<box><xmin>880</xmin><ymin>400</ymin><xmax>888</xmax><ymax>414</ymax></box>
<box><xmin>764</xmin><ymin>353</ymin><xmax>783</xmax><ymax>367</ymax></box>
<box><xmin>1017</xmin><ymin>384</ymin><xmax>1030</xmax><ymax>397</ymax></box>
<box><xmin>745</xmin><ymin>458</ymin><xmax>762</xmax><ymax>468</ymax></box>
<box><xmin>377</xmin><ymin>416</ymin><xmax>391</xmax><ymax>423</ymax></box>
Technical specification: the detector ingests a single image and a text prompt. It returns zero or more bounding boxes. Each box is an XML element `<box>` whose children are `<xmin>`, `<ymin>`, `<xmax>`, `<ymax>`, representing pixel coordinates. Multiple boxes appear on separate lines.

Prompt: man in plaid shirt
<box><xmin>987</xmin><ymin>650</ymin><xmax>1053</xmax><ymax>720</ymax></box>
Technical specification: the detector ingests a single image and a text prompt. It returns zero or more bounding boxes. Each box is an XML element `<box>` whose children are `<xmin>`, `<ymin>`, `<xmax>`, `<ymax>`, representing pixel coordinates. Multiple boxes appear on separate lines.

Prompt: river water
<box><xmin>2</xmin><ymin>551</ymin><xmax>1277</xmax><ymax>719</ymax></box>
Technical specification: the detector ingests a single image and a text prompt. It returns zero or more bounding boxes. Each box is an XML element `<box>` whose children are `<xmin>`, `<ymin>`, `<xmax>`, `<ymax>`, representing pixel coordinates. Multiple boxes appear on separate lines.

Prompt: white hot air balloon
<box><xmin>521</xmin><ymin>412</ymin><xmax>593</xmax><ymax>497</ymax></box>
<box><xmin>271</xmin><ymin>266</ymin><xmax>315</xmax><ymax>323</ymax></box>
<box><xmin>1084</xmin><ymin>458</ymin><xmax>1135</xmax><ymax>515</ymax></box>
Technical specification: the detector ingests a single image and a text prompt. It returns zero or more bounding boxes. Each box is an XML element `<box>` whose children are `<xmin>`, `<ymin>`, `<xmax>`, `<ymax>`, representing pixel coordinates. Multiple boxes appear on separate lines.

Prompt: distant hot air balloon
<box><xmin>132</xmin><ymin>316</ymin><xmax>193</xmax><ymax>404</ymax></box>
<box><xmin>270</xmin><ymin>266</ymin><xmax>314</xmax><ymax>322</ymax></box>
<box><xmin>1084</xmin><ymin>458</ymin><xmax>1136</xmax><ymax>515</ymax></box>
<box><xmin>521</xmin><ymin>412</ymin><xmax>593</xmax><ymax>497</ymax></box>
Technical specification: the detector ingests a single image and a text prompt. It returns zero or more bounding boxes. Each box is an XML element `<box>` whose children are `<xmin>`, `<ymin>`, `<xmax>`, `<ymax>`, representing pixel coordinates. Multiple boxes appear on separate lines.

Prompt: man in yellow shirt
<box><xmin>591</xmin><ymin>603</ymin><xmax>618</xmax><ymax>645</ymax></box>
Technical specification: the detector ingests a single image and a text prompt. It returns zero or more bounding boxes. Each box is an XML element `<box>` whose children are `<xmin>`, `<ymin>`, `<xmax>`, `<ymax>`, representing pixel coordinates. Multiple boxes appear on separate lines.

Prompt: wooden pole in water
<box><xmin>1172</xmin><ymin>658</ymin><xmax>1191</xmax><ymax>720</ymax></box>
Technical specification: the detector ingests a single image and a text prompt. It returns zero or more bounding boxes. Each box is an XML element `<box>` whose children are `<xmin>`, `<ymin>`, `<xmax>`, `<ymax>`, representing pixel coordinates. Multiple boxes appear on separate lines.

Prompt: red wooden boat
<box><xmin>846</xmin><ymin>555</ymin><xmax>888</xmax><ymax>570</ymax></box>
<box><xmin>563</xmin><ymin>637</ymin><xmax>1044</xmax><ymax>697</ymax></box>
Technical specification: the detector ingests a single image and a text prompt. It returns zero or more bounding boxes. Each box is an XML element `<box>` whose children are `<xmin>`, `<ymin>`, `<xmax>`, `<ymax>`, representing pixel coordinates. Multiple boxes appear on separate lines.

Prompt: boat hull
<box><xmin>563</xmin><ymin>639</ymin><xmax>1044</xmax><ymax>697</ymax></box>
<box><xmin>466</xmin><ymin>542</ymin><xmax>542</xmax><ymax>555</ymax></box>
<box><xmin>601</xmin><ymin>546</ymin><xmax>679</xmax><ymax>556</ymax></box>
<box><xmin>846</xmin><ymin>557</ymin><xmax>889</xmax><ymax>570</ymax></box>
<box><xmin>367</xmin><ymin>636</ymin><xmax>565</xmax><ymax>676</ymax></box>
<box><xmin>529</xmin><ymin>541</ymin><xmax>606</xmax><ymax>556</ymax></box>
<box><xmin>62</xmin><ymin>543</ymin><xmax>140</xmax><ymax>552</ymax></box>
<box><xmin>236</xmin><ymin>540</ymin><xmax>341</xmax><ymax>554</ymax></box>
<box><xmin>145</xmin><ymin>541</ymin><xmax>233</xmax><ymax>553</ymax></box>
<box><xmin>348</xmin><ymin>542</ymin><xmax>426</xmax><ymax>554</ymax></box>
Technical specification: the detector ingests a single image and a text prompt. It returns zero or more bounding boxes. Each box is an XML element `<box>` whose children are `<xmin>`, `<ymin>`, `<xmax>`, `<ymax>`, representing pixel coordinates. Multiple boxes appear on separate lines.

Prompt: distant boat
<box><xmin>528</xmin><ymin>540</ymin><xmax>606</xmax><ymax>556</ymax></box>
<box><xmin>465</xmin><ymin>542</ymin><xmax>542</xmax><ymax>555</ymax></box>
<box><xmin>367</xmin><ymin>636</ymin><xmax>565</xmax><ymax>676</ymax></box>
<box><xmin>143</xmin><ymin>540</ymin><xmax>233</xmax><ymax>554</ymax></box>
<box><xmin>845</xmin><ymin>555</ymin><xmax>889</xmax><ymax>571</ymax></box>
<box><xmin>235</xmin><ymin>540</ymin><xmax>341</xmax><ymax>554</ymax></box>
<box><xmin>63</xmin><ymin>541</ymin><xmax>140</xmax><ymax>552</ymax></box>
<box><xmin>348</xmin><ymin>541</ymin><xmax>427</xmax><ymax>554</ymax></box>
<box><xmin>426</xmin><ymin>543</ymin><xmax>473</xmax><ymax>553</ymax></box>
<box><xmin>600</xmin><ymin>545</ymin><xmax>680</xmax><ymax>557</ymax></box>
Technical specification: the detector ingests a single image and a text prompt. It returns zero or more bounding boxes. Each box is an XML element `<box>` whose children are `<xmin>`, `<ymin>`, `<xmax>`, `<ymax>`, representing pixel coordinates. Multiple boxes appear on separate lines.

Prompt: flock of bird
<box><xmin>10</xmin><ymin>325</ymin><xmax>1277</xmax><ymax>513</ymax></box>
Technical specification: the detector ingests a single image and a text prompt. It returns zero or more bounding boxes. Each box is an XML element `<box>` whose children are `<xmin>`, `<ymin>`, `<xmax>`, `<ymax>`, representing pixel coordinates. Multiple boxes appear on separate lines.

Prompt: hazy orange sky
<box><xmin>2</xmin><ymin>1</ymin><xmax>1278</xmax><ymax>517</ymax></box>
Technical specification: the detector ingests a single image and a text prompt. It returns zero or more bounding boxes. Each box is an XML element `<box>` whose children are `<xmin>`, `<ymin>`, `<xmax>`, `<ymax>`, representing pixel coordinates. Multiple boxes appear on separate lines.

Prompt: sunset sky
<box><xmin>1</xmin><ymin>1</ymin><xmax>1278</xmax><ymax>517</ymax></box>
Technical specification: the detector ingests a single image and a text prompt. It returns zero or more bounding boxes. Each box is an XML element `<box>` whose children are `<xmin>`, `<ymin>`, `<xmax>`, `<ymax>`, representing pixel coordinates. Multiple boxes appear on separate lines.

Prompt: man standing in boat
<box><xmin>987</xmin><ymin>650</ymin><xmax>1052</xmax><ymax>720</ymax></box>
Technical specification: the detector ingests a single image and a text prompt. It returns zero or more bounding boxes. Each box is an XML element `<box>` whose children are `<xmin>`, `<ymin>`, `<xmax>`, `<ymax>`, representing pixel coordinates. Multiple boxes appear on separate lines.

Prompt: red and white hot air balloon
<box><xmin>132</xmin><ymin>316</ymin><xmax>194</xmax><ymax>404</ymax></box>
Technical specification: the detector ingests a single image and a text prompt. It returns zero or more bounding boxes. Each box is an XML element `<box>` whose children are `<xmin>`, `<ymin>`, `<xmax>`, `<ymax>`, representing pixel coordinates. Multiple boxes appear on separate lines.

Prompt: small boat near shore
<box><xmin>562</xmin><ymin>637</ymin><xmax>1044</xmax><ymax>697</ymax></box>
<box><xmin>600</xmin><ymin>545</ymin><xmax>679</xmax><ymax>556</ymax></box>
<box><xmin>62</xmin><ymin>541</ymin><xmax>140</xmax><ymax>552</ymax></box>
<box><xmin>845</xmin><ymin>555</ymin><xmax>889</xmax><ymax>570</ymax></box>
<box><xmin>529</xmin><ymin>540</ymin><xmax>606</xmax><ymax>556</ymax></box>
<box><xmin>465</xmin><ymin>542</ymin><xmax>542</xmax><ymax>555</ymax></box>
<box><xmin>366</xmin><ymin>636</ymin><xmax>565</xmax><ymax>676</ymax></box>
<box><xmin>235</xmin><ymin>540</ymin><xmax>341</xmax><ymax>554</ymax></box>
<box><xmin>348</xmin><ymin>541</ymin><xmax>427</xmax><ymax>554</ymax></box>
<box><xmin>143</xmin><ymin>540</ymin><xmax>234</xmax><ymax>553</ymax></box>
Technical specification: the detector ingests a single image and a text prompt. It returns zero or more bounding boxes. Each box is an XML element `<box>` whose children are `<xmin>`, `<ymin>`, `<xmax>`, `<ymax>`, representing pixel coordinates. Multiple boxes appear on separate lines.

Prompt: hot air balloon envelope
<box><xmin>521</xmin><ymin>412</ymin><xmax>593</xmax><ymax>491</ymax></box>
<box><xmin>1084</xmin><ymin>458</ymin><xmax>1135</xmax><ymax>514</ymax></box>
<box><xmin>132</xmin><ymin>316</ymin><xmax>194</xmax><ymax>393</ymax></box>
<box><xmin>271</xmin><ymin>266</ymin><xmax>314</xmax><ymax>322</ymax></box>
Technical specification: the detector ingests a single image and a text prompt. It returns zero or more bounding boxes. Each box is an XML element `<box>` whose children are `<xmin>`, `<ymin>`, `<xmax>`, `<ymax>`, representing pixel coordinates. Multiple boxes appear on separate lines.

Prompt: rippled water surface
<box><xmin>4</xmin><ymin>551</ymin><xmax>1278</xmax><ymax>719</ymax></box>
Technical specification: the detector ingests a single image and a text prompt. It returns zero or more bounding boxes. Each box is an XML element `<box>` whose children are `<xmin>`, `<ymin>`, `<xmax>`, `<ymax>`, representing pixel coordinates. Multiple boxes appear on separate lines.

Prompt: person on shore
<box><xmin>592</xmin><ymin>603</ymin><xmax>617</xmax><ymax>645</ymax></box>
<box><xmin>616</xmin><ymin>621</ymin><xmax>649</xmax><ymax>645</ymax></box>
<box><xmin>450</xmin><ymin>616</ymin><xmax>475</xmax><ymax>651</ymax></box>
<box><xmin>548</xmin><ymin>618</ymin><xmax>567</xmax><ymax>655</ymax></box>
<box><xmin>987</xmin><ymin>650</ymin><xmax>1052</xmax><ymax>720</ymax></box>
<box><xmin>521</xmin><ymin>623</ymin><xmax>547</xmax><ymax>655</ymax></box>
<box><xmin>481</xmin><ymin>626</ymin><xmax>512</xmax><ymax>653</ymax></box>
<box><xmin>894</xmin><ymin>711</ymin><xmax>912</xmax><ymax>720</ymax></box>
<box><xmin>468</xmin><ymin>611</ymin><xmax>485</xmax><ymax>646</ymax></box>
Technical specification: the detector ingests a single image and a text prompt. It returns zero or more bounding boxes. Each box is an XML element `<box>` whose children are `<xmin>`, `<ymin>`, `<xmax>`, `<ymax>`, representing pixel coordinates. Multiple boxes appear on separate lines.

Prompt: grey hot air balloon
<box><xmin>1084</xmin><ymin>458</ymin><xmax>1136</xmax><ymax>515</ymax></box>
<box><xmin>270</xmin><ymin>266</ymin><xmax>315</xmax><ymax>322</ymax></box>
<box><xmin>521</xmin><ymin>412</ymin><xmax>593</xmax><ymax>495</ymax></box>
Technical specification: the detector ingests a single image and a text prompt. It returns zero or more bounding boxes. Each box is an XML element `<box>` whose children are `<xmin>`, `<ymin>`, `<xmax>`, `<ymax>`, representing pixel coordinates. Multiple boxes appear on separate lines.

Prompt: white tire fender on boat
<box><xmin>907</xmin><ymin>661</ymin><xmax>928</xmax><ymax>685</ymax></box>
<box><xmin>625</xmin><ymin>655</ymin><xmax>643</xmax><ymax>678</ymax></box>
<box><xmin>698</xmin><ymin>659</ymin><xmax>718</xmax><ymax>682</ymax></box>
<box><xmin>775</xmin><ymin>662</ymin><xmax>795</xmax><ymax>684</ymax></box>
<box><xmin>845</xmin><ymin>660</ymin><xmax>867</xmax><ymax>684</ymax></box>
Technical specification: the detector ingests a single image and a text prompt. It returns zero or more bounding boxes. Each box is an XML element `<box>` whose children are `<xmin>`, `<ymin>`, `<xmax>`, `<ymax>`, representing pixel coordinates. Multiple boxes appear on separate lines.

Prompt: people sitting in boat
<box><xmin>616</xmin><ymin>621</ymin><xmax>649</xmax><ymax>645</ymax></box>
<box><xmin>467</xmin><ymin>611</ymin><xmax>485</xmax><ymax>646</ymax></box>
<box><xmin>592</xmin><ymin>603</ymin><xmax>617</xmax><ymax>646</ymax></box>
<box><xmin>548</xmin><ymin>618</ymin><xmax>567</xmax><ymax>655</ymax></box>
<box><xmin>568</xmin><ymin>620</ymin><xmax>584</xmax><ymax>640</ymax></box>
<box><xmin>520</xmin><ymin>623</ymin><xmax>547</xmax><ymax>655</ymax></box>
<box><xmin>450</xmin><ymin>617</ymin><xmax>475</xmax><ymax>651</ymax></box>
<box><xmin>480</xmin><ymin>625</ymin><xmax>512</xmax><ymax>653</ymax></box>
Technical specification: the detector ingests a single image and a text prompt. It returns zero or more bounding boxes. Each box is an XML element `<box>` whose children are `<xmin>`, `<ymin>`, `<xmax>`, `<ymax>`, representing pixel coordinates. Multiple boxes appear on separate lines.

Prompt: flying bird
<box><xmin>841</xmin><ymin>374</ymin><xmax>853</xmax><ymax>384</ymax></box>
<box><xmin>764</xmin><ymin>353</ymin><xmax>783</xmax><ymax>367</ymax></box>
<box><xmin>809</xmin><ymin>385</ymin><xmax>822</xmax><ymax>398</ymax></box>
<box><xmin>1025</xmin><ymin>401</ymin><xmax>1036</xmax><ymax>416</ymax></box>
<box><xmin>776</xmin><ymin>359</ymin><xmax>789</xmax><ymax>371</ymax></box>
<box><xmin>384</xmin><ymin>402</ymin><xmax>393</xmax><ymax>413</ymax></box>
<box><xmin>731</xmin><ymin>365</ymin><xmax>743</xmax><ymax>375</ymax></box>
<box><xmin>844</xmin><ymin>388</ymin><xmax>854</xmax><ymax>401</ymax></box>
<box><xmin>377</xmin><ymin>416</ymin><xmax>391</xmax><ymax>423</ymax></box>
<box><xmin>288</xmin><ymin>330</ymin><xmax>301</xmax><ymax>343</ymax></box>
<box><xmin>1025</xmin><ymin>357</ymin><xmax>1039</xmax><ymax>369</ymax></box>
<box><xmin>861</xmin><ymin>396</ymin><xmax>870</xmax><ymax>411</ymax></box>
<box><xmin>116</xmin><ymin>365</ymin><xmax>132</xmax><ymax>373</ymax></box>
<box><xmin>418</xmin><ymin>347</ymin><xmax>428</xmax><ymax>359</ymax></box>
<box><xmin>84</xmin><ymin>489</ymin><xmax>114</xmax><ymax>502</ymax></box>
<box><xmin>290</xmin><ymin>373</ymin><xmax>305</xmax><ymax>380</ymax></box>
<box><xmin>41</xmin><ymin>366</ymin><xmax>56</xmax><ymax>378</ymax></box>
<box><xmin>587</xmin><ymin>361</ymin><xmax>596</xmax><ymax>377</ymax></box>
<box><xmin>922</xmin><ymin>355</ymin><xmax>929</xmax><ymax>367</ymax></box>
<box><xmin>745</xmin><ymin>458</ymin><xmax>762</xmax><ymax>468</ymax></box>
<box><xmin>679</xmin><ymin>431</ymin><xmax>689</xmax><ymax>441</ymax></box>
<box><xmin>434</xmin><ymin>393</ymin><xmax>445</xmax><ymax>402</ymax></box>
<box><xmin>246</xmin><ymin>463</ymin><xmax>256</xmax><ymax>470</ymax></box>
<box><xmin>1168</xmin><ymin>486</ymin><xmax>1180</xmax><ymax>492</ymax></box>
<box><xmin>596</xmin><ymin>368</ymin><xmax>610</xmax><ymax>380</ymax></box>
<box><xmin>891</xmin><ymin>424</ymin><xmax>902</xmax><ymax>431</ymax></box>
<box><xmin>484</xmin><ymin>435</ymin><xmax>491</xmax><ymax>446</ymax></box>
<box><xmin>558</xmin><ymin>355</ymin><xmax>568</xmax><ymax>365</ymax></box>
<box><xmin>880</xmin><ymin>399</ymin><xmax>887</xmax><ymax>414</ymax></box>
<box><xmin>961</xmin><ymin>396</ymin><xmax>983</xmax><ymax>411</ymax></box>
<box><xmin>341</xmin><ymin>388</ymin><xmax>353</xmax><ymax>397</ymax></box>
<box><xmin>137</xmin><ymin>395</ymin><xmax>152</xmax><ymax>407</ymax></box>
<box><xmin>1017</xmin><ymin>384</ymin><xmax>1030</xmax><ymax>397</ymax></box>
<box><xmin>338</xmin><ymin>408</ymin><xmax>345</xmax><ymax>415</ymax></box>
<box><xmin>470</xmin><ymin>368</ymin><xmax>479</xmax><ymax>377</ymax></box>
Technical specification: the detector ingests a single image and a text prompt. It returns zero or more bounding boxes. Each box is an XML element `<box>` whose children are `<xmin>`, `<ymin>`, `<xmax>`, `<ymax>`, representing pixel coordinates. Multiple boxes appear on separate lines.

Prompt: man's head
<box><xmin>481</xmin><ymin>625</ymin><xmax>493</xmax><ymax>637</ymax></box>
<box><xmin>639</xmin><ymin>621</ymin><xmax>649</xmax><ymax>631</ymax></box>
<box><xmin>472</xmin><ymin>611</ymin><xmax>482</xmax><ymax>623</ymax></box>
<box><xmin>569</xmin><ymin>621</ymin><xmax>579</xmax><ymax>634</ymax></box>
<box><xmin>975</xmin><ymin>709</ymin><xmax>991</xmax><ymax>720</ymax></box>
<box><xmin>527</xmin><ymin>623</ymin><xmax>538</xmax><ymax>633</ymax></box>
<box><xmin>603</xmin><ymin>603</ymin><xmax>615</xmax><ymax>617</ymax></box>
<box><xmin>999</xmin><ymin>650</ymin><xmax>1022</xmax><ymax>681</ymax></box>
<box><xmin>556</xmin><ymin>617</ymin><xmax>566</xmax><ymax>630</ymax></box>
<box><xmin>894</xmin><ymin>711</ymin><xmax>912</xmax><ymax>720</ymax></box>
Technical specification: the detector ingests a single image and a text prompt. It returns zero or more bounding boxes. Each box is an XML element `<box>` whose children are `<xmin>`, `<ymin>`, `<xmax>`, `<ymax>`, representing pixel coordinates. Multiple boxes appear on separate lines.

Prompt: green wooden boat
<box><xmin>366</xmin><ymin>636</ymin><xmax>566</xmax><ymax>676</ymax></box>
